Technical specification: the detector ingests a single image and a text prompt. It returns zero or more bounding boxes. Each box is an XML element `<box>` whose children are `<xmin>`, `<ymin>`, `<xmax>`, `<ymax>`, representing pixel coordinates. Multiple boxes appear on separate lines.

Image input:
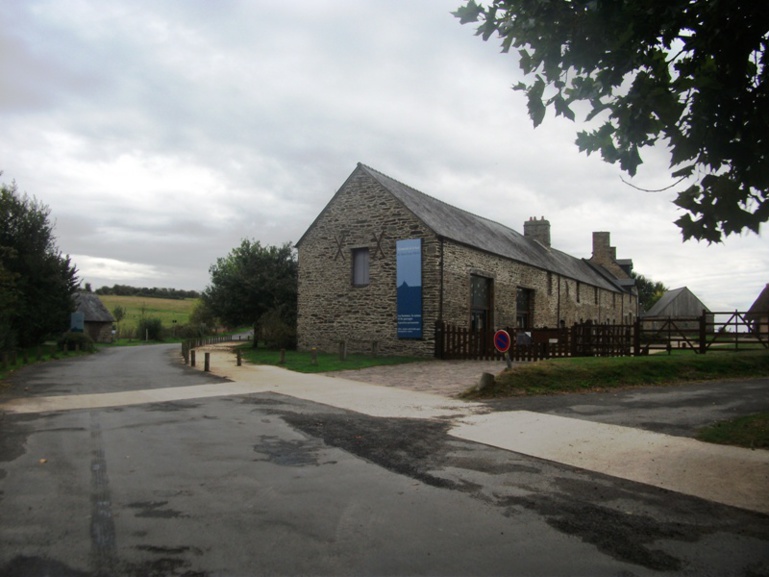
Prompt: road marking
<box><xmin>450</xmin><ymin>411</ymin><xmax>769</xmax><ymax>515</ymax></box>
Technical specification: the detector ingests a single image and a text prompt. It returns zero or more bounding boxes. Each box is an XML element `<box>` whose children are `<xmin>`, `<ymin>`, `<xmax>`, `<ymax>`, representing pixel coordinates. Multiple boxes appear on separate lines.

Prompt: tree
<box><xmin>202</xmin><ymin>240</ymin><xmax>297</xmax><ymax>347</ymax></box>
<box><xmin>454</xmin><ymin>1</ymin><xmax>769</xmax><ymax>242</ymax></box>
<box><xmin>112</xmin><ymin>305</ymin><xmax>126</xmax><ymax>338</ymax></box>
<box><xmin>631</xmin><ymin>272</ymin><xmax>668</xmax><ymax>314</ymax></box>
<box><xmin>188</xmin><ymin>299</ymin><xmax>218</xmax><ymax>334</ymax></box>
<box><xmin>0</xmin><ymin>178</ymin><xmax>79</xmax><ymax>348</ymax></box>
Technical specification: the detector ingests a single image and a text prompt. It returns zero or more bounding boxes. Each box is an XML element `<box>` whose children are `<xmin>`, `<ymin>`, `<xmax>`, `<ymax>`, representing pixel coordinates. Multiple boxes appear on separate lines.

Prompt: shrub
<box><xmin>137</xmin><ymin>317</ymin><xmax>164</xmax><ymax>341</ymax></box>
<box><xmin>58</xmin><ymin>331</ymin><xmax>96</xmax><ymax>352</ymax></box>
<box><xmin>260</xmin><ymin>307</ymin><xmax>296</xmax><ymax>350</ymax></box>
<box><xmin>175</xmin><ymin>322</ymin><xmax>214</xmax><ymax>339</ymax></box>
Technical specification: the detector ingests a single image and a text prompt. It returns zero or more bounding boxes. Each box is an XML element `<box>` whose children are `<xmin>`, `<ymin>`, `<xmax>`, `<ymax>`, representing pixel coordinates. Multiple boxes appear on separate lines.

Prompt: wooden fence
<box><xmin>181</xmin><ymin>333</ymin><xmax>249</xmax><ymax>364</ymax></box>
<box><xmin>435</xmin><ymin>310</ymin><xmax>767</xmax><ymax>361</ymax></box>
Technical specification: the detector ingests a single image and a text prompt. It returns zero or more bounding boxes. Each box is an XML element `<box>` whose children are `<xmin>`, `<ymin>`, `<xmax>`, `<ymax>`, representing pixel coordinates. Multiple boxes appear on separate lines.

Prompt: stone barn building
<box><xmin>74</xmin><ymin>291</ymin><xmax>115</xmax><ymax>343</ymax></box>
<box><xmin>296</xmin><ymin>163</ymin><xmax>638</xmax><ymax>357</ymax></box>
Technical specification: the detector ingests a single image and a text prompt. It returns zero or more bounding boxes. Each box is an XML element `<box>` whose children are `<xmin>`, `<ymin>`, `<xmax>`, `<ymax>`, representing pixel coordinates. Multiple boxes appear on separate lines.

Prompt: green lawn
<box><xmin>97</xmin><ymin>295</ymin><xmax>198</xmax><ymax>338</ymax></box>
<box><xmin>697</xmin><ymin>412</ymin><xmax>769</xmax><ymax>450</ymax></box>
<box><xmin>237</xmin><ymin>345</ymin><xmax>424</xmax><ymax>373</ymax></box>
<box><xmin>463</xmin><ymin>350</ymin><xmax>769</xmax><ymax>397</ymax></box>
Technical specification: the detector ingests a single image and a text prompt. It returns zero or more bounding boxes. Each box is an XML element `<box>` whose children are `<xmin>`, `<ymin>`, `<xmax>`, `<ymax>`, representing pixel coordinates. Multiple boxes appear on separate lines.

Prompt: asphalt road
<box><xmin>1</xmin><ymin>345</ymin><xmax>768</xmax><ymax>576</ymax></box>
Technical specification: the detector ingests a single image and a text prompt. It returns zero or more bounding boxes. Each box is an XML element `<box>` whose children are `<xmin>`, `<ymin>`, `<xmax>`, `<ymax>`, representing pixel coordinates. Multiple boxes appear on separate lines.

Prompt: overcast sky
<box><xmin>1</xmin><ymin>0</ymin><xmax>765</xmax><ymax>311</ymax></box>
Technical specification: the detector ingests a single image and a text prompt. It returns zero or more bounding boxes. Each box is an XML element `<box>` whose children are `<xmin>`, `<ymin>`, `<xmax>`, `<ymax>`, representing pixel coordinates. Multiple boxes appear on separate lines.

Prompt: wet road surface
<box><xmin>1</xmin><ymin>344</ymin><xmax>768</xmax><ymax>576</ymax></box>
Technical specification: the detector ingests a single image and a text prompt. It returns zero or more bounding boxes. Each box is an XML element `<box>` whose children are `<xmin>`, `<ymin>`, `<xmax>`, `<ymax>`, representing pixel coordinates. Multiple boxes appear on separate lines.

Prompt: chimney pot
<box><xmin>524</xmin><ymin>217</ymin><xmax>551</xmax><ymax>247</ymax></box>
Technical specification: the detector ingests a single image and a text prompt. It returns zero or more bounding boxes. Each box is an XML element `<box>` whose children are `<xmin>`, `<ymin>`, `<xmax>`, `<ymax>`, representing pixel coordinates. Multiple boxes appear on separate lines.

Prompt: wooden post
<box><xmin>633</xmin><ymin>317</ymin><xmax>641</xmax><ymax>357</ymax></box>
<box><xmin>190</xmin><ymin>349</ymin><xmax>196</xmax><ymax>367</ymax></box>
<box><xmin>236</xmin><ymin>349</ymin><xmax>242</xmax><ymax>366</ymax></box>
<box><xmin>371</xmin><ymin>341</ymin><xmax>378</xmax><ymax>358</ymax></box>
<box><xmin>339</xmin><ymin>340</ymin><xmax>347</xmax><ymax>361</ymax></box>
<box><xmin>204</xmin><ymin>352</ymin><xmax>210</xmax><ymax>372</ymax></box>
<box><xmin>311</xmin><ymin>347</ymin><xmax>318</xmax><ymax>365</ymax></box>
<box><xmin>699</xmin><ymin>310</ymin><xmax>707</xmax><ymax>354</ymax></box>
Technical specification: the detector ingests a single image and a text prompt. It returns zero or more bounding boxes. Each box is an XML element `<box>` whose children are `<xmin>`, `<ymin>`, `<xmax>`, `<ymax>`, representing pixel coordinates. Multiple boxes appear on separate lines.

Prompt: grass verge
<box><xmin>0</xmin><ymin>345</ymin><xmax>92</xmax><ymax>386</ymax></box>
<box><xmin>697</xmin><ymin>412</ymin><xmax>769</xmax><ymax>450</ymax></box>
<box><xmin>463</xmin><ymin>351</ymin><xmax>769</xmax><ymax>398</ymax></box>
<box><xmin>237</xmin><ymin>345</ymin><xmax>424</xmax><ymax>373</ymax></box>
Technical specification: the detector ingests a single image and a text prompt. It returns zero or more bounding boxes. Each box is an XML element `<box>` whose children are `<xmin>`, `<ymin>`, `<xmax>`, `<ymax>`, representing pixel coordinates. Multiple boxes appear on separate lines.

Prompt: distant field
<box><xmin>97</xmin><ymin>295</ymin><xmax>198</xmax><ymax>337</ymax></box>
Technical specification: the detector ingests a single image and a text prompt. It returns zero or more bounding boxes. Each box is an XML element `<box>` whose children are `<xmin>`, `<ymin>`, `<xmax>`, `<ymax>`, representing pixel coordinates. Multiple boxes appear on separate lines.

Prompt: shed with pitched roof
<box><xmin>747</xmin><ymin>284</ymin><xmax>769</xmax><ymax>336</ymax></box>
<box><xmin>641</xmin><ymin>287</ymin><xmax>712</xmax><ymax>332</ymax></box>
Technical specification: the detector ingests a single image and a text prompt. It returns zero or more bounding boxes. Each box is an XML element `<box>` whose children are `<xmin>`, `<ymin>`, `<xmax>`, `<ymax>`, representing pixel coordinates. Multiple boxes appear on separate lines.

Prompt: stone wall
<box><xmin>85</xmin><ymin>322</ymin><xmax>113</xmax><ymax>343</ymax></box>
<box><xmin>297</xmin><ymin>170</ymin><xmax>440</xmax><ymax>357</ymax></box>
<box><xmin>441</xmin><ymin>241</ymin><xmax>635</xmax><ymax>330</ymax></box>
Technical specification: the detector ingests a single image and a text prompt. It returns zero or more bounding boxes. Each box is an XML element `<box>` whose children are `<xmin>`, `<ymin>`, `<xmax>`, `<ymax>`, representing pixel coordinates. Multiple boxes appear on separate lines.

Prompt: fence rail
<box><xmin>181</xmin><ymin>334</ymin><xmax>249</xmax><ymax>364</ymax></box>
<box><xmin>435</xmin><ymin>310</ymin><xmax>767</xmax><ymax>361</ymax></box>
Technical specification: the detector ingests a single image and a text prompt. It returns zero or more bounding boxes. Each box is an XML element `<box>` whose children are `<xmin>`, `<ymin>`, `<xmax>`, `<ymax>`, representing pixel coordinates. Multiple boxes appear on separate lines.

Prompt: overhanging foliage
<box><xmin>455</xmin><ymin>0</ymin><xmax>769</xmax><ymax>242</ymax></box>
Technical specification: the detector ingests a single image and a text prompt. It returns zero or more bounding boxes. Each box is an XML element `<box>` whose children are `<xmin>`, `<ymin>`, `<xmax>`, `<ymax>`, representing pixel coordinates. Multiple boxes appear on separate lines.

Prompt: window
<box><xmin>352</xmin><ymin>248</ymin><xmax>370</xmax><ymax>286</ymax></box>
<box><xmin>516</xmin><ymin>287</ymin><xmax>534</xmax><ymax>329</ymax></box>
<box><xmin>470</xmin><ymin>275</ymin><xmax>492</xmax><ymax>330</ymax></box>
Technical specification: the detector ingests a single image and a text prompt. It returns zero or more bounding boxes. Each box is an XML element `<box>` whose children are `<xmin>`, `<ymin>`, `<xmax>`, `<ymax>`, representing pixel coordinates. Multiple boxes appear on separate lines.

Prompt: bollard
<box><xmin>204</xmin><ymin>352</ymin><xmax>210</xmax><ymax>372</ymax></box>
<box><xmin>279</xmin><ymin>349</ymin><xmax>286</xmax><ymax>365</ymax></box>
<box><xmin>236</xmin><ymin>349</ymin><xmax>242</xmax><ymax>366</ymax></box>
<box><xmin>339</xmin><ymin>340</ymin><xmax>347</xmax><ymax>361</ymax></box>
<box><xmin>311</xmin><ymin>347</ymin><xmax>318</xmax><ymax>365</ymax></box>
<box><xmin>372</xmin><ymin>341</ymin><xmax>378</xmax><ymax>358</ymax></box>
<box><xmin>191</xmin><ymin>349</ymin><xmax>196</xmax><ymax>367</ymax></box>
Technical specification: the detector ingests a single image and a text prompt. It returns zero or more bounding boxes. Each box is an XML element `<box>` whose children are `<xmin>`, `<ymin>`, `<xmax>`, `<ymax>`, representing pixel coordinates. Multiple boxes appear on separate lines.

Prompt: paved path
<box><xmin>3</xmin><ymin>347</ymin><xmax>768</xmax><ymax>516</ymax></box>
<box><xmin>325</xmin><ymin>359</ymin><xmax>506</xmax><ymax>396</ymax></box>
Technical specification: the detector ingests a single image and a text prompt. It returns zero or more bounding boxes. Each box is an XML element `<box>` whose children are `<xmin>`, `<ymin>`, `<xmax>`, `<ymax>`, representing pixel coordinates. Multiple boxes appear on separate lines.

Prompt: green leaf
<box><xmin>553</xmin><ymin>94</ymin><xmax>576</xmax><ymax>121</ymax></box>
<box><xmin>527</xmin><ymin>78</ymin><xmax>547</xmax><ymax>127</ymax></box>
<box><xmin>451</xmin><ymin>1</ymin><xmax>483</xmax><ymax>25</ymax></box>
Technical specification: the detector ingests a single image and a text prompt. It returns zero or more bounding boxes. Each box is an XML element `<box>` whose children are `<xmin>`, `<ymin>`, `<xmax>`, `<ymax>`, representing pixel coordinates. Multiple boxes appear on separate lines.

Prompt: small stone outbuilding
<box><xmin>296</xmin><ymin>163</ymin><xmax>638</xmax><ymax>357</ymax></box>
<box><xmin>747</xmin><ymin>284</ymin><xmax>769</xmax><ymax>336</ymax></box>
<box><xmin>74</xmin><ymin>292</ymin><xmax>115</xmax><ymax>343</ymax></box>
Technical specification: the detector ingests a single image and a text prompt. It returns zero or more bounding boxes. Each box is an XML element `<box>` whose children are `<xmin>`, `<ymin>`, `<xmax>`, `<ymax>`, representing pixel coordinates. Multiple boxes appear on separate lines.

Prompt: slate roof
<box><xmin>74</xmin><ymin>292</ymin><xmax>115</xmax><ymax>323</ymax></box>
<box><xmin>357</xmin><ymin>164</ymin><xmax>627</xmax><ymax>293</ymax></box>
<box><xmin>644</xmin><ymin>286</ymin><xmax>710</xmax><ymax>317</ymax></box>
<box><xmin>747</xmin><ymin>284</ymin><xmax>769</xmax><ymax>318</ymax></box>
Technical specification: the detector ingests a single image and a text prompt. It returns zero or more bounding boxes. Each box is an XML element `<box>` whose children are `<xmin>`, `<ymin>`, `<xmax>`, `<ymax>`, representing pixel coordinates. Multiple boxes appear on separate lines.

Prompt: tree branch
<box><xmin>619</xmin><ymin>175</ymin><xmax>687</xmax><ymax>193</ymax></box>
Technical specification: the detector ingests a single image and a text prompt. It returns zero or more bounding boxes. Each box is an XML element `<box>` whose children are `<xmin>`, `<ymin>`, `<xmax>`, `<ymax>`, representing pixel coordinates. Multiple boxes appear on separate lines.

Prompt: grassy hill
<box><xmin>96</xmin><ymin>294</ymin><xmax>198</xmax><ymax>338</ymax></box>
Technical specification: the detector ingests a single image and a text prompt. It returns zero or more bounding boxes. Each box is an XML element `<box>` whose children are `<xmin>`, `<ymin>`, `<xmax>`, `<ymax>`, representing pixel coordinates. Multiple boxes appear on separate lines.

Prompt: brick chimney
<box><xmin>524</xmin><ymin>216</ymin><xmax>550</xmax><ymax>247</ymax></box>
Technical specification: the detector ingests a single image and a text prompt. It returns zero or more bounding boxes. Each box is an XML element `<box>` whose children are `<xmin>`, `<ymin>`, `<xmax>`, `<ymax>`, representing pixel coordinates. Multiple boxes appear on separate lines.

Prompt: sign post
<box><xmin>493</xmin><ymin>329</ymin><xmax>513</xmax><ymax>370</ymax></box>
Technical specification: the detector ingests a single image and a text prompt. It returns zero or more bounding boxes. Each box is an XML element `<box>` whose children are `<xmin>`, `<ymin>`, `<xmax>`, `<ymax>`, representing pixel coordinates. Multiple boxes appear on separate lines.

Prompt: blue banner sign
<box><xmin>396</xmin><ymin>238</ymin><xmax>422</xmax><ymax>338</ymax></box>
